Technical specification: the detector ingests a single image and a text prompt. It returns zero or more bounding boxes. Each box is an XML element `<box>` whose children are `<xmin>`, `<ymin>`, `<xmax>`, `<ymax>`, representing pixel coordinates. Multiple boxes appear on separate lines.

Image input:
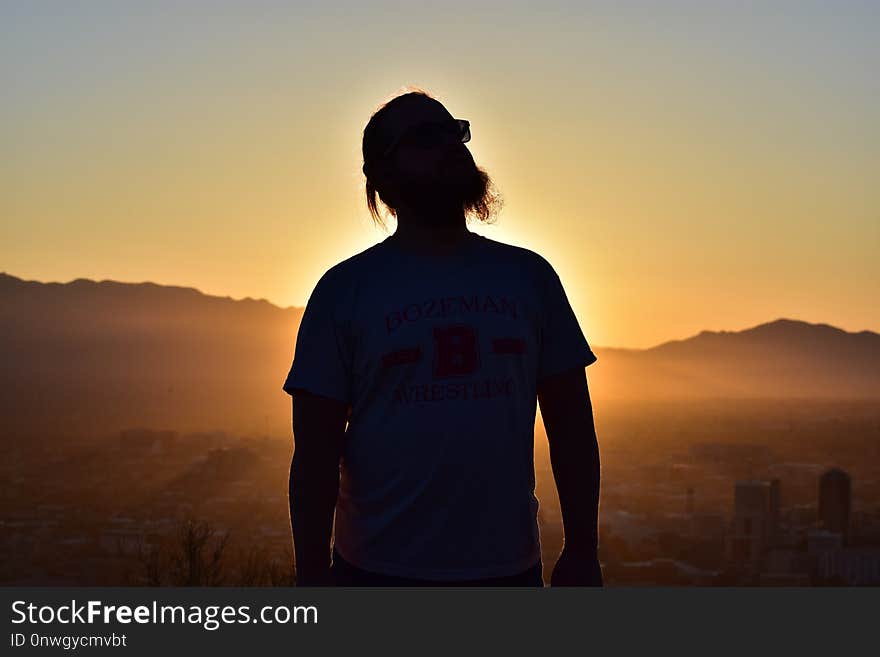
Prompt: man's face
<box><xmin>381</xmin><ymin>98</ymin><xmax>492</xmax><ymax>219</ymax></box>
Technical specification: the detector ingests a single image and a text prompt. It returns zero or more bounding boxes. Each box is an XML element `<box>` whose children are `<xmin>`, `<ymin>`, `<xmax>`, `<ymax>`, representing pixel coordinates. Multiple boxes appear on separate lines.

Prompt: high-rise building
<box><xmin>726</xmin><ymin>479</ymin><xmax>781</xmax><ymax>567</ymax></box>
<box><xmin>819</xmin><ymin>468</ymin><xmax>851</xmax><ymax>544</ymax></box>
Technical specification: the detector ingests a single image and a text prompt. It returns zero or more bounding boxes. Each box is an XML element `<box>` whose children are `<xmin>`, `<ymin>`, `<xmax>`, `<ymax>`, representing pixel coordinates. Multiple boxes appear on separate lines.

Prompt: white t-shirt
<box><xmin>282</xmin><ymin>231</ymin><xmax>597</xmax><ymax>580</ymax></box>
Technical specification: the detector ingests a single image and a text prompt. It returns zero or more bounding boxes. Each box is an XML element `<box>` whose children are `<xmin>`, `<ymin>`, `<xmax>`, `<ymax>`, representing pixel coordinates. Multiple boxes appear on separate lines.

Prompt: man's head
<box><xmin>362</xmin><ymin>88</ymin><xmax>501</xmax><ymax>228</ymax></box>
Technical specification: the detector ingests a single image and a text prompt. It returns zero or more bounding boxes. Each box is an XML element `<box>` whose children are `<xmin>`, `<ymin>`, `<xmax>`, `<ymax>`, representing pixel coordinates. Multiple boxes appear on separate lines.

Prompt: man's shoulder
<box><xmin>315</xmin><ymin>241</ymin><xmax>387</xmax><ymax>288</ymax></box>
<box><xmin>477</xmin><ymin>234</ymin><xmax>553</xmax><ymax>275</ymax></box>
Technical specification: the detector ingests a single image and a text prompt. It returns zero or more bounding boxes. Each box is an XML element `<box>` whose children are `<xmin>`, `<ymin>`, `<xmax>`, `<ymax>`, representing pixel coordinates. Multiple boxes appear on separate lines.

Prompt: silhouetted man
<box><xmin>283</xmin><ymin>88</ymin><xmax>602</xmax><ymax>587</ymax></box>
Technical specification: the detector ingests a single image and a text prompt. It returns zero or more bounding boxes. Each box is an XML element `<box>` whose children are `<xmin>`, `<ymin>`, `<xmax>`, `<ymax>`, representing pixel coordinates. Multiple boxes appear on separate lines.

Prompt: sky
<box><xmin>2</xmin><ymin>1</ymin><xmax>878</xmax><ymax>348</ymax></box>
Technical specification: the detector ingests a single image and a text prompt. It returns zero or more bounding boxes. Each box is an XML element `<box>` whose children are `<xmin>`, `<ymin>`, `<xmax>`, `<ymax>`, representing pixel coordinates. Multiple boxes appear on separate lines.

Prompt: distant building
<box><xmin>818</xmin><ymin>547</ymin><xmax>880</xmax><ymax>585</ymax></box>
<box><xmin>726</xmin><ymin>479</ymin><xmax>781</xmax><ymax>567</ymax></box>
<box><xmin>807</xmin><ymin>529</ymin><xmax>844</xmax><ymax>556</ymax></box>
<box><xmin>818</xmin><ymin>468</ymin><xmax>851</xmax><ymax>544</ymax></box>
<box><xmin>610</xmin><ymin>558</ymin><xmax>720</xmax><ymax>586</ymax></box>
<box><xmin>786</xmin><ymin>504</ymin><xmax>818</xmax><ymax>531</ymax></box>
<box><xmin>852</xmin><ymin>508</ymin><xmax>880</xmax><ymax>543</ymax></box>
<box><xmin>763</xmin><ymin>547</ymin><xmax>813</xmax><ymax>579</ymax></box>
<box><xmin>601</xmin><ymin>509</ymin><xmax>654</xmax><ymax>545</ymax></box>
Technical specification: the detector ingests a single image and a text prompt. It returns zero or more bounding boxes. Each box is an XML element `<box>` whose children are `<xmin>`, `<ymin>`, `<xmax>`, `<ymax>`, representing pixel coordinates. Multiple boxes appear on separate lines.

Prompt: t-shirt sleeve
<box><xmin>281</xmin><ymin>269</ymin><xmax>353</xmax><ymax>404</ymax></box>
<box><xmin>536</xmin><ymin>257</ymin><xmax>598</xmax><ymax>382</ymax></box>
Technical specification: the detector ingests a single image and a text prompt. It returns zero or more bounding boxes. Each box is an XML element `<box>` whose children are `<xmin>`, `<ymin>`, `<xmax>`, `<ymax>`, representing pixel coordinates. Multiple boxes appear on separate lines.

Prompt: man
<box><xmin>283</xmin><ymin>88</ymin><xmax>603</xmax><ymax>587</ymax></box>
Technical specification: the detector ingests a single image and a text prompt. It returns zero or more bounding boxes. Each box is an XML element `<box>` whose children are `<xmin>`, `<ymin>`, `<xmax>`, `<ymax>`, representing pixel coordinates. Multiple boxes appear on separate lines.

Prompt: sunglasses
<box><xmin>382</xmin><ymin>118</ymin><xmax>471</xmax><ymax>158</ymax></box>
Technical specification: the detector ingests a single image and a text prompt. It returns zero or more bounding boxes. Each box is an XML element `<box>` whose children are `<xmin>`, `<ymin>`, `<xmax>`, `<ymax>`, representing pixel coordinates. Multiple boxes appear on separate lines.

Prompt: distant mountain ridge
<box><xmin>0</xmin><ymin>272</ymin><xmax>303</xmax><ymax>437</ymax></box>
<box><xmin>1</xmin><ymin>272</ymin><xmax>877</xmax><ymax>437</ymax></box>
<box><xmin>591</xmin><ymin>318</ymin><xmax>879</xmax><ymax>400</ymax></box>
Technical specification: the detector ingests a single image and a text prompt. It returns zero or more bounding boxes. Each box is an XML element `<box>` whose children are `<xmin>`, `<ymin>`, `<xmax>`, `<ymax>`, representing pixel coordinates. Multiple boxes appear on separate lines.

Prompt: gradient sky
<box><xmin>3</xmin><ymin>1</ymin><xmax>878</xmax><ymax>348</ymax></box>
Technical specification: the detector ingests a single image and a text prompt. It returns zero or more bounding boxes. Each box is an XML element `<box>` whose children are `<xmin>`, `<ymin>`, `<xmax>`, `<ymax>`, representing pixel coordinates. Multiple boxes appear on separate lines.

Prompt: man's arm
<box><xmin>289</xmin><ymin>390</ymin><xmax>348</xmax><ymax>586</ymax></box>
<box><xmin>538</xmin><ymin>366</ymin><xmax>603</xmax><ymax>586</ymax></box>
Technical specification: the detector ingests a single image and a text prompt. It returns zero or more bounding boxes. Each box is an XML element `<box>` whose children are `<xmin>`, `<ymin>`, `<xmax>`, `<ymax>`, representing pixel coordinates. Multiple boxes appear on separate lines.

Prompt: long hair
<box><xmin>362</xmin><ymin>86</ymin><xmax>435</xmax><ymax>229</ymax></box>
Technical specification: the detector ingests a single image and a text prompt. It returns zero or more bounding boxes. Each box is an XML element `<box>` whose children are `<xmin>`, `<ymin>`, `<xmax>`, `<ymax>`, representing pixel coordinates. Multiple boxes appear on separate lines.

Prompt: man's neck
<box><xmin>390</xmin><ymin>207</ymin><xmax>471</xmax><ymax>256</ymax></box>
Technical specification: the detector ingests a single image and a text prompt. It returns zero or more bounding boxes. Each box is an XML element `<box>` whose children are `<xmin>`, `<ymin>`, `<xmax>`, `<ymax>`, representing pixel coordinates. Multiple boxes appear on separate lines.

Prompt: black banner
<box><xmin>2</xmin><ymin>587</ymin><xmax>876</xmax><ymax>654</ymax></box>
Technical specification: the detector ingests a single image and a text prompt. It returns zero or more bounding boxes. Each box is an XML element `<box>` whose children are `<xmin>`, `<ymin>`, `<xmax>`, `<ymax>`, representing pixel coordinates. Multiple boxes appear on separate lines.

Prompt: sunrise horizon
<box><xmin>4</xmin><ymin>4</ymin><xmax>878</xmax><ymax>350</ymax></box>
<box><xmin>2</xmin><ymin>268</ymin><xmax>876</xmax><ymax>352</ymax></box>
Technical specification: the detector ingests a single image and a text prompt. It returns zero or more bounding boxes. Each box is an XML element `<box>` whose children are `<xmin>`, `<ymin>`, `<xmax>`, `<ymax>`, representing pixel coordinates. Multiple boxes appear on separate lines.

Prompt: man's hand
<box><xmin>550</xmin><ymin>546</ymin><xmax>603</xmax><ymax>587</ymax></box>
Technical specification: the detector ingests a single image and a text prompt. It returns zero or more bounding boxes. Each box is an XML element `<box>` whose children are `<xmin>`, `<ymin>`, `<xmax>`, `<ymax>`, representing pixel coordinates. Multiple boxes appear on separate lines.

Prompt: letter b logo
<box><xmin>433</xmin><ymin>325</ymin><xmax>479</xmax><ymax>378</ymax></box>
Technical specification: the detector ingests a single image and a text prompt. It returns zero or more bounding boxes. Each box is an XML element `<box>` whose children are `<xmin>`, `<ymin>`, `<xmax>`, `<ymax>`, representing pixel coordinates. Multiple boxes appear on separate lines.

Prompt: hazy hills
<box><xmin>589</xmin><ymin>319</ymin><xmax>880</xmax><ymax>400</ymax></box>
<box><xmin>0</xmin><ymin>272</ymin><xmax>302</xmax><ymax>437</ymax></box>
<box><xmin>1</xmin><ymin>272</ymin><xmax>877</xmax><ymax>437</ymax></box>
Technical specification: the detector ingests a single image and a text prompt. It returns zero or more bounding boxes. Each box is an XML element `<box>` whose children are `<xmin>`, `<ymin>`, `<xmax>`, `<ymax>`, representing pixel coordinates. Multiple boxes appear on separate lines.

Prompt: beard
<box><xmin>391</xmin><ymin>155</ymin><xmax>501</xmax><ymax>224</ymax></box>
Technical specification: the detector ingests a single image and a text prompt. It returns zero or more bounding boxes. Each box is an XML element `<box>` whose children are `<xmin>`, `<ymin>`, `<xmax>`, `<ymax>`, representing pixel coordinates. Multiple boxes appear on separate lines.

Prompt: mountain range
<box><xmin>1</xmin><ymin>272</ymin><xmax>877</xmax><ymax>437</ymax></box>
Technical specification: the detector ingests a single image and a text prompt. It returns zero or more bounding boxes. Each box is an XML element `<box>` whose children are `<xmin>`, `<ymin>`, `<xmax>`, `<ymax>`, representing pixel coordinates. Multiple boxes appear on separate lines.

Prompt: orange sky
<box><xmin>3</xmin><ymin>4</ymin><xmax>878</xmax><ymax>348</ymax></box>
